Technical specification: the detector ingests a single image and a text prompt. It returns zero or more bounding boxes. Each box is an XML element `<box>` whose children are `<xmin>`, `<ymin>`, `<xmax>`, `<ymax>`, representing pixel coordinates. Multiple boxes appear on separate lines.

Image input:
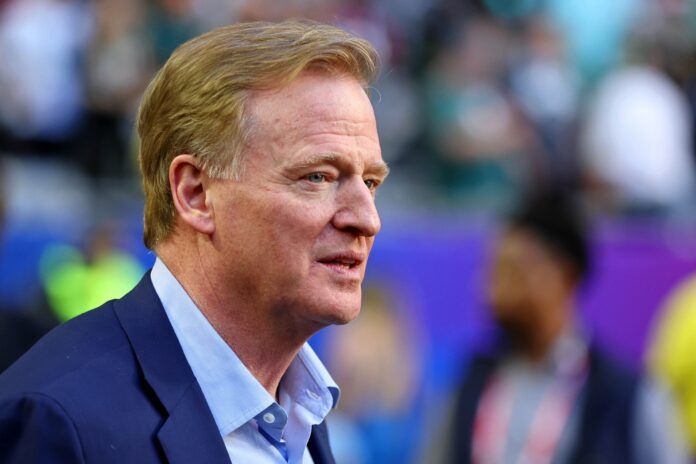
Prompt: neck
<box><xmin>203</xmin><ymin>302</ymin><xmax>309</xmax><ymax>397</ymax></box>
<box><xmin>157</xmin><ymin>240</ymin><xmax>314</xmax><ymax>397</ymax></box>
<box><xmin>519</xmin><ymin>303</ymin><xmax>573</xmax><ymax>363</ymax></box>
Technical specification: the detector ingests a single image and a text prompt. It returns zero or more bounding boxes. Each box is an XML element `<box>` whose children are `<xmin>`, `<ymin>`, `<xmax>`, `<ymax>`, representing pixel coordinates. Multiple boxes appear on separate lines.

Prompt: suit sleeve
<box><xmin>0</xmin><ymin>393</ymin><xmax>86</xmax><ymax>463</ymax></box>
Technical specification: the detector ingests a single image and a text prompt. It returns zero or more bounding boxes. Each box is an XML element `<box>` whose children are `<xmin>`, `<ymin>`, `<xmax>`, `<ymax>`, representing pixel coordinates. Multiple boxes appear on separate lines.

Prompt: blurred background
<box><xmin>2</xmin><ymin>0</ymin><xmax>696</xmax><ymax>462</ymax></box>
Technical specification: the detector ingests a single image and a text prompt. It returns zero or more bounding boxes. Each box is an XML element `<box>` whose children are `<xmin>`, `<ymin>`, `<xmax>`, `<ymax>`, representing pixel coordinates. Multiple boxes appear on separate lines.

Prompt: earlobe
<box><xmin>169</xmin><ymin>154</ymin><xmax>215</xmax><ymax>236</ymax></box>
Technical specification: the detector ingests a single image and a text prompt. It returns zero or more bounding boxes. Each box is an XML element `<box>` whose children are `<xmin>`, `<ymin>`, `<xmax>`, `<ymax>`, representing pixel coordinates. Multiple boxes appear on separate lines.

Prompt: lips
<box><xmin>316</xmin><ymin>251</ymin><xmax>365</xmax><ymax>271</ymax></box>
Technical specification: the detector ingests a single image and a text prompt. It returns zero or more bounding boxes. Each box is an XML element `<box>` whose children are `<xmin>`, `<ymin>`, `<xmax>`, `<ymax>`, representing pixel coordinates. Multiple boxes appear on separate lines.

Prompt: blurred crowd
<box><xmin>1</xmin><ymin>0</ymin><xmax>695</xmax><ymax>216</ymax></box>
<box><xmin>2</xmin><ymin>0</ymin><xmax>696</xmax><ymax>462</ymax></box>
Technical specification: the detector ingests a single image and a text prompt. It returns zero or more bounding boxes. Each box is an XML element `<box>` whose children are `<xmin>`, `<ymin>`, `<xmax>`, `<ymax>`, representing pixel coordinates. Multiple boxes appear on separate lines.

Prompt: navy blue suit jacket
<box><xmin>0</xmin><ymin>273</ymin><xmax>336</xmax><ymax>463</ymax></box>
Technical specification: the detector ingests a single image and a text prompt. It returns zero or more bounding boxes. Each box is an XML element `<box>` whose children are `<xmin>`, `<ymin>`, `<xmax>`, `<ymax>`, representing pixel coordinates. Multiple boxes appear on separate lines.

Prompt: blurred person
<box><xmin>630</xmin><ymin>11</ymin><xmax>696</xmax><ymax>204</ymax></box>
<box><xmin>649</xmin><ymin>273</ymin><xmax>696</xmax><ymax>458</ymax></box>
<box><xmin>79</xmin><ymin>0</ymin><xmax>155</xmax><ymax>178</ymax></box>
<box><xmin>39</xmin><ymin>224</ymin><xmax>145</xmax><ymax>322</ymax></box>
<box><xmin>432</xmin><ymin>192</ymin><xmax>688</xmax><ymax>463</ymax></box>
<box><xmin>0</xmin><ymin>20</ymin><xmax>388</xmax><ymax>463</ymax></box>
<box><xmin>236</xmin><ymin>0</ymin><xmax>341</xmax><ymax>23</ymax></box>
<box><xmin>326</xmin><ymin>285</ymin><xmax>424</xmax><ymax>464</ymax></box>
<box><xmin>545</xmin><ymin>0</ymin><xmax>642</xmax><ymax>84</ymax></box>
<box><xmin>0</xmin><ymin>159</ymin><xmax>54</xmax><ymax>372</ymax></box>
<box><xmin>580</xmin><ymin>29</ymin><xmax>695</xmax><ymax>214</ymax></box>
<box><xmin>508</xmin><ymin>16</ymin><xmax>581</xmax><ymax>188</ymax></box>
<box><xmin>423</xmin><ymin>16</ymin><xmax>532</xmax><ymax>210</ymax></box>
<box><xmin>0</xmin><ymin>0</ymin><xmax>90</xmax><ymax>151</ymax></box>
<box><xmin>147</xmin><ymin>0</ymin><xmax>202</xmax><ymax>65</ymax></box>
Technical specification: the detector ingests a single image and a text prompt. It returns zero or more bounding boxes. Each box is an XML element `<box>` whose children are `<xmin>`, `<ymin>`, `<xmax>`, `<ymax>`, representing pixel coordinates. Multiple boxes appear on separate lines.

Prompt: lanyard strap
<box><xmin>472</xmin><ymin>356</ymin><xmax>588</xmax><ymax>464</ymax></box>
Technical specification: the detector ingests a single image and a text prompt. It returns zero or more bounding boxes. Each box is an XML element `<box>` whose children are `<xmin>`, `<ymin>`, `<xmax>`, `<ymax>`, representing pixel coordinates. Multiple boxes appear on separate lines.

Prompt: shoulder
<box><xmin>450</xmin><ymin>352</ymin><xmax>501</xmax><ymax>422</ymax></box>
<box><xmin>0</xmin><ymin>391</ymin><xmax>86</xmax><ymax>463</ymax></box>
<box><xmin>579</xmin><ymin>346</ymin><xmax>642</xmax><ymax>446</ymax></box>
<box><xmin>586</xmin><ymin>347</ymin><xmax>641</xmax><ymax>397</ymax></box>
<box><xmin>0</xmin><ymin>270</ymin><xmax>160</xmax><ymax>396</ymax></box>
<box><xmin>0</xmin><ymin>301</ymin><xmax>138</xmax><ymax>463</ymax></box>
<box><xmin>0</xmin><ymin>273</ymin><xmax>185</xmax><ymax>462</ymax></box>
<box><xmin>0</xmin><ymin>300</ymin><xmax>134</xmax><ymax>404</ymax></box>
<box><xmin>456</xmin><ymin>352</ymin><xmax>501</xmax><ymax>391</ymax></box>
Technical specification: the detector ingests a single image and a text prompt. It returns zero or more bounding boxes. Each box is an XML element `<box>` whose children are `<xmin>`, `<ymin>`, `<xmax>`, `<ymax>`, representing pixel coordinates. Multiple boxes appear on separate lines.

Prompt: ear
<box><xmin>169</xmin><ymin>154</ymin><xmax>215</xmax><ymax>236</ymax></box>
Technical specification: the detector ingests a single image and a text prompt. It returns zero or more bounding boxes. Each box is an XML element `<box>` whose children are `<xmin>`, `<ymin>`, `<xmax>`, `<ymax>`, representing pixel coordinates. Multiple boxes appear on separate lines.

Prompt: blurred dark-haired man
<box><xmin>435</xmin><ymin>192</ymin><xmax>688</xmax><ymax>464</ymax></box>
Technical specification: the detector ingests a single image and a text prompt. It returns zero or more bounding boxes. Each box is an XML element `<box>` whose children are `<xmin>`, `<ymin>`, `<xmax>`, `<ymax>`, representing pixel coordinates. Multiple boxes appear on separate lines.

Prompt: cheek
<box><xmin>264</xmin><ymin>206</ymin><xmax>338</xmax><ymax>288</ymax></box>
<box><xmin>532</xmin><ymin>266</ymin><xmax>564</xmax><ymax>298</ymax></box>
<box><xmin>232</xmin><ymin>187</ymin><xmax>338</xmax><ymax>260</ymax></box>
<box><xmin>365</xmin><ymin>236</ymin><xmax>376</xmax><ymax>251</ymax></box>
<box><xmin>268</xmin><ymin>199</ymin><xmax>333</xmax><ymax>241</ymax></box>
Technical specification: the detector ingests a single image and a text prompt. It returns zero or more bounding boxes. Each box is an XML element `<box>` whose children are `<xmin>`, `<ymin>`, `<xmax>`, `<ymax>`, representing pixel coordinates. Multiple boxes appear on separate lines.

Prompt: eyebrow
<box><xmin>293</xmin><ymin>153</ymin><xmax>341</xmax><ymax>170</ymax></box>
<box><xmin>367</xmin><ymin>160</ymin><xmax>390</xmax><ymax>179</ymax></box>
<box><xmin>293</xmin><ymin>152</ymin><xmax>390</xmax><ymax>178</ymax></box>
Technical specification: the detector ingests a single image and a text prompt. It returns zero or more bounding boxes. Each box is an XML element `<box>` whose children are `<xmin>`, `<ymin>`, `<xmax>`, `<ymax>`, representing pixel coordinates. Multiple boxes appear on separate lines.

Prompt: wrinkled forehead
<box><xmin>242</xmin><ymin>72</ymin><xmax>381</xmax><ymax>167</ymax></box>
<box><xmin>247</xmin><ymin>72</ymin><xmax>374</xmax><ymax>125</ymax></box>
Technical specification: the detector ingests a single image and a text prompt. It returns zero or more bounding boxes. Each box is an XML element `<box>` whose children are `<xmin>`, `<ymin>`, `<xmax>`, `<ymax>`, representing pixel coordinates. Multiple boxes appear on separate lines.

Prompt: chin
<box><xmin>309</xmin><ymin>295</ymin><xmax>362</xmax><ymax>327</ymax></box>
<box><xmin>493</xmin><ymin>312</ymin><xmax>534</xmax><ymax>343</ymax></box>
<box><xmin>328</xmin><ymin>307</ymin><xmax>361</xmax><ymax>326</ymax></box>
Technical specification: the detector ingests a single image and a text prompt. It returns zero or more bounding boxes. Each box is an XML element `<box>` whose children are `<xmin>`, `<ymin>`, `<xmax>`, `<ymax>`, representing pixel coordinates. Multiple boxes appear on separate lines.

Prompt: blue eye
<box><xmin>364</xmin><ymin>179</ymin><xmax>379</xmax><ymax>190</ymax></box>
<box><xmin>306</xmin><ymin>173</ymin><xmax>326</xmax><ymax>183</ymax></box>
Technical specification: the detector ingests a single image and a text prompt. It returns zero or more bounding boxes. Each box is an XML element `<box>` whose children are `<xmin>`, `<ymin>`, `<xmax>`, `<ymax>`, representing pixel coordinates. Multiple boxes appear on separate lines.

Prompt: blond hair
<box><xmin>137</xmin><ymin>20</ymin><xmax>379</xmax><ymax>249</ymax></box>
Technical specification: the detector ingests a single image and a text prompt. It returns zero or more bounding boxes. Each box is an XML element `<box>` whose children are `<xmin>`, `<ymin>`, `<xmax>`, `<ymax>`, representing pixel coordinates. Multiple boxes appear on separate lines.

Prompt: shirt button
<box><xmin>307</xmin><ymin>390</ymin><xmax>321</xmax><ymax>401</ymax></box>
<box><xmin>262</xmin><ymin>413</ymin><xmax>276</xmax><ymax>424</ymax></box>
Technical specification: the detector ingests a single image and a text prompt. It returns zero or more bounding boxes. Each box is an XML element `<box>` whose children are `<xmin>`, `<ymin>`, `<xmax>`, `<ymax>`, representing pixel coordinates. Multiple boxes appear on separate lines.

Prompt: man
<box><xmin>0</xmin><ymin>21</ymin><xmax>388</xmax><ymax>463</ymax></box>
<box><xmin>434</xmin><ymin>192</ymin><xmax>688</xmax><ymax>463</ymax></box>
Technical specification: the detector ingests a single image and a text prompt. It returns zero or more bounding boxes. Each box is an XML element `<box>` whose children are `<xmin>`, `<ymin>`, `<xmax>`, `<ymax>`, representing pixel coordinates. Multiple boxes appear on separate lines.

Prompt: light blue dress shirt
<box><xmin>150</xmin><ymin>258</ymin><xmax>340</xmax><ymax>464</ymax></box>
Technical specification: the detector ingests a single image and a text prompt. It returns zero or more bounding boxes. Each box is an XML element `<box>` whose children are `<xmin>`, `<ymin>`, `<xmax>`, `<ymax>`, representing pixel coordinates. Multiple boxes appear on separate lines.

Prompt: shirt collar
<box><xmin>508</xmin><ymin>323</ymin><xmax>588</xmax><ymax>378</ymax></box>
<box><xmin>150</xmin><ymin>257</ymin><xmax>339</xmax><ymax>436</ymax></box>
<box><xmin>546</xmin><ymin>325</ymin><xmax>588</xmax><ymax>378</ymax></box>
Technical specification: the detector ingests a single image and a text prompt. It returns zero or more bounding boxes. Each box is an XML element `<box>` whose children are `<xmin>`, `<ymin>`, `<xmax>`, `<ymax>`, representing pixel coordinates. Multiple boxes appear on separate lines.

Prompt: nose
<box><xmin>332</xmin><ymin>176</ymin><xmax>381</xmax><ymax>237</ymax></box>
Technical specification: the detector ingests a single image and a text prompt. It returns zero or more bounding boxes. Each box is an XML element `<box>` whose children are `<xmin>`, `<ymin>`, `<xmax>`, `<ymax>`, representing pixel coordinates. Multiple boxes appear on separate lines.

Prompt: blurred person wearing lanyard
<box><xmin>433</xmin><ymin>191</ymin><xmax>688</xmax><ymax>464</ymax></box>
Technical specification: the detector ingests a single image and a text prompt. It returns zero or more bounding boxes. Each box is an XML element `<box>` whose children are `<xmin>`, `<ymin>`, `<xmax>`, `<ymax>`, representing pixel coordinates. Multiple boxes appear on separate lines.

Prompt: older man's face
<box><xmin>210</xmin><ymin>71</ymin><xmax>387</xmax><ymax>329</ymax></box>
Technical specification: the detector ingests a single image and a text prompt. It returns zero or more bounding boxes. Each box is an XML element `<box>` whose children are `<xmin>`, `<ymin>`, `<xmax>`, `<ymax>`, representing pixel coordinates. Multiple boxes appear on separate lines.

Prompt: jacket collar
<box><xmin>308</xmin><ymin>421</ymin><xmax>336</xmax><ymax>464</ymax></box>
<box><xmin>112</xmin><ymin>272</ymin><xmax>230</xmax><ymax>464</ymax></box>
<box><xmin>112</xmin><ymin>272</ymin><xmax>335</xmax><ymax>464</ymax></box>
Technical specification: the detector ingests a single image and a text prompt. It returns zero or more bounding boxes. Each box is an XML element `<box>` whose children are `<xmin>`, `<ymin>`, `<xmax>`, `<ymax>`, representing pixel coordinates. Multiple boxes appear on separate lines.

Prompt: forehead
<box><xmin>249</xmin><ymin>70</ymin><xmax>372</xmax><ymax>115</ymax></box>
<box><xmin>245</xmin><ymin>72</ymin><xmax>381</xmax><ymax>163</ymax></box>
<box><xmin>496</xmin><ymin>229</ymin><xmax>547</xmax><ymax>261</ymax></box>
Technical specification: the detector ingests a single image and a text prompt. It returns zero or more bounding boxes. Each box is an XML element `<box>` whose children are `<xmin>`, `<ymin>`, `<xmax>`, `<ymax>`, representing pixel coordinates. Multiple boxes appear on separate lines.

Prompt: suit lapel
<box><xmin>308</xmin><ymin>421</ymin><xmax>336</xmax><ymax>464</ymax></box>
<box><xmin>113</xmin><ymin>274</ymin><xmax>230</xmax><ymax>464</ymax></box>
<box><xmin>156</xmin><ymin>381</ymin><xmax>231</xmax><ymax>464</ymax></box>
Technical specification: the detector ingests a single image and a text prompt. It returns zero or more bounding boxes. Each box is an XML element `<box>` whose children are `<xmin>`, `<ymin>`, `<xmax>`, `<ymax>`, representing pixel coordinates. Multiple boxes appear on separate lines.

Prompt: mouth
<box><xmin>317</xmin><ymin>252</ymin><xmax>365</xmax><ymax>273</ymax></box>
